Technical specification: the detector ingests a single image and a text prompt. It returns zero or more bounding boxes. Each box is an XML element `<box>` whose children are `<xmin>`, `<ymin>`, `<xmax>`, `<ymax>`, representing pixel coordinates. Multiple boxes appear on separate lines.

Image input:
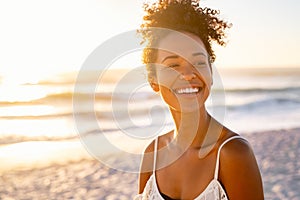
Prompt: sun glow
<box><xmin>0</xmin><ymin>84</ymin><xmax>47</xmax><ymax>103</ymax></box>
<box><xmin>0</xmin><ymin>140</ymin><xmax>92</xmax><ymax>174</ymax></box>
<box><xmin>1</xmin><ymin>71</ymin><xmax>43</xmax><ymax>85</ymax></box>
<box><xmin>0</xmin><ymin>105</ymin><xmax>55</xmax><ymax>117</ymax></box>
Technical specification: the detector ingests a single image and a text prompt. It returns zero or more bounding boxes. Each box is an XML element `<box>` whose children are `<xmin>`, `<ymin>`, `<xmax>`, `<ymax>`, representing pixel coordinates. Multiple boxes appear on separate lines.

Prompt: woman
<box><xmin>135</xmin><ymin>0</ymin><xmax>264</xmax><ymax>199</ymax></box>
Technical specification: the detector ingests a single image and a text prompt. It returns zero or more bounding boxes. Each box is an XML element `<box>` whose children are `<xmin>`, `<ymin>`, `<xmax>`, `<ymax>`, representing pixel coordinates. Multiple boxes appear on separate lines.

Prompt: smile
<box><xmin>174</xmin><ymin>87</ymin><xmax>202</xmax><ymax>94</ymax></box>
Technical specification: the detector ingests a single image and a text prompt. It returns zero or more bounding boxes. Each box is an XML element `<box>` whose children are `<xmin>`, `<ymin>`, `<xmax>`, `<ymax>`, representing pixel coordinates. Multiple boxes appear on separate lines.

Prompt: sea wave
<box><xmin>0</xmin><ymin>134</ymin><xmax>78</xmax><ymax>145</ymax></box>
<box><xmin>2</xmin><ymin>84</ymin><xmax>299</xmax><ymax>106</ymax></box>
<box><xmin>0</xmin><ymin>121</ymin><xmax>174</xmax><ymax>146</ymax></box>
<box><xmin>227</xmin><ymin>97</ymin><xmax>300</xmax><ymax>111</ymax></box>
<box><xmin>0</xmin><ymin>107</ymin><xmax>165</xmax><ymax>119</ymax></box>
<box><xmin>0</xmin><ymin>91</ymin><xmax>158</xmax><ymax>106</ymax></box>
<box><xmin>223</xmin><ymin>86</ymin><xmax>300</xmax><ymax>93</ymax></box>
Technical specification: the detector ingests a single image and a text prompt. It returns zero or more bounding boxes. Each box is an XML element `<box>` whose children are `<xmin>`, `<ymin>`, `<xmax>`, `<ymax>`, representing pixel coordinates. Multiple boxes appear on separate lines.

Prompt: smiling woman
<box><xmin>135</xmin><ymin>1</ymin><xmax>264</xmax><ymax>200</ymax></box>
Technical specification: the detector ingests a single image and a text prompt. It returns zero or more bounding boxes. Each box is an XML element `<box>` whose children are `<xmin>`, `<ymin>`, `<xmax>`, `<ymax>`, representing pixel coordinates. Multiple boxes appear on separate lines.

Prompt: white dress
<box><xmin>135</xmin><ymin>136</ymin><xmax>244</xmax><ymax>200</ymax></box>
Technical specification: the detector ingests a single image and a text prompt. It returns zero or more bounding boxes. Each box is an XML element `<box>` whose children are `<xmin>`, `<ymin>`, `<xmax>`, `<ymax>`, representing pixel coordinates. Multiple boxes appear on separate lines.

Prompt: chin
<box><xmin>170</xmin><ymin>104</ymin><xmax>205</xmax><ymax>114</ymax></box>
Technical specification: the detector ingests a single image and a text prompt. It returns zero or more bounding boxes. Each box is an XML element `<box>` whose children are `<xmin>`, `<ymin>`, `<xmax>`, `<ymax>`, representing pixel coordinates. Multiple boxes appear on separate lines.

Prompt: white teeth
<box><xmin>176</xmin><ymin>87</ymin><xmax>200</xmax><ymax>94</ymax></box>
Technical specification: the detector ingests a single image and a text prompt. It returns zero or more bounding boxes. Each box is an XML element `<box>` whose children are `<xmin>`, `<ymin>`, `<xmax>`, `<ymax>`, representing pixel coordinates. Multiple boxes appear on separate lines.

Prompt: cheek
<box><xmin>156</xmin><ymin>68</ymin><xmax>180</xmax><ymax>89</ymax></box>
<box><xmin>196</xmin><ymin>68</ymin><xmax>212</xmax><ymax>86</ymax></box>
<box><xmin>203</xmin><ymin>73</ymin><xmax>212</xmax><ymax>91</ymax></box>
<box><xmin>159</xmin><ymin>86</ymin><xmax>180</xmax><ymax>110</ymax></box>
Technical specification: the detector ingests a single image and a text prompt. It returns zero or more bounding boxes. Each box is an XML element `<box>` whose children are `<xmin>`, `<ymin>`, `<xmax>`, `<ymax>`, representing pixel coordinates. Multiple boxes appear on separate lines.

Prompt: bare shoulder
<box><xmin>219</xmin><ymin>130</ymin><xmax>264</xmax><ymax>200</ymax></box>
<box><xmin>144</xmin><ymin>131</ymin><xmax>172</xmax><ymax>153</ymax></box>
<box><xmin>219</xmin><ymin>129</ymin><xmax>256</xmax><ymax>169</ymax></box>
<box><xmin>143</xmin><ymin>138</ymin><xmax>156</xmax><ymax>154</ymax></box>
<box><xmin>140</xmin><ymin>131</ymin><xmax>173</xmax><ymax>174</ymax></box>
<box><xmin>138</xmin><ymin>131</ymin><xmax>173</xmax><ymax>193</ymax></box>
<box><xmin>139</xmin><ymin>137</ymin><xmax>156</xmax><ymax>174</ymax></box>
<box><xmin>221</xmin><ymin>134</ymin><xmax>253</xmax><ymax>159</ymax></box>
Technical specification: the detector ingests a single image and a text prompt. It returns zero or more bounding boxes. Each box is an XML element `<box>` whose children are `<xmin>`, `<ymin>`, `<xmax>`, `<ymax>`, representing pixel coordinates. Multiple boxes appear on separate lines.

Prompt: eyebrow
<box><xmin>161</xmin><ymin>52</ymin><xmax>207</xmax><ymax>63</ymax></box>
<box><xmin>161</xmin><ymin>55</ymin><xmax>179</xmax><ymax>63</ymax></box>
<box><xmin>192</xmin><ymin>52</ymin><xmax>207</xmax><ymax>57</ymax></box>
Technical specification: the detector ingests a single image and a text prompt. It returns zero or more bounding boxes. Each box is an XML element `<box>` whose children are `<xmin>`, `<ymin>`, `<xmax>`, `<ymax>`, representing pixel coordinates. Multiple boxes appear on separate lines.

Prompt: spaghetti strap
<box><xmin>153</xmin><ymin>137</ymin><xmax>158</xmax><ymax>173</ymax></box>
<box><xmin>214</xmin><ymin>135</ymin><xmax>244</xmax><ymax>180</ymax></box>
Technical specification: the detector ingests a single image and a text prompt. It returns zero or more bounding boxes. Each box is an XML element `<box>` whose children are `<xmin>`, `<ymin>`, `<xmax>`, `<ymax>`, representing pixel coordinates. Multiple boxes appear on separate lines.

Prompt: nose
<box><xmin>180</xmin><ymin>72</ymin><xmax>196</xmax><ymax>81</ymax></box>
<box><xmin>179</xmin><ymin>62</ymin><xmax>196</xmax><ymax>81</ymax></box>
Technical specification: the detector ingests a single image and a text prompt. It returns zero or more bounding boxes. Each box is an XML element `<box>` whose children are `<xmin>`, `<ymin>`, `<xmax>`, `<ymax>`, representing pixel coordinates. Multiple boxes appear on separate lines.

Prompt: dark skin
<box><xmin>138</xmin><ymin>31</ymin><xmax>264</xmax><ymax>199</ymax></box>
<box><xmin>139</xmin><ymin>125</ymin><xmax>264</xmax><ymax>199</ymax></box>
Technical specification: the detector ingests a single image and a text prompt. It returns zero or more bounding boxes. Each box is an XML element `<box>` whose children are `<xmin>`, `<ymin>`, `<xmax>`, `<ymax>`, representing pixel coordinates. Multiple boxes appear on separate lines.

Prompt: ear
<box><xmin>150</xmin><ymin>81</ymin><xmax>159</xmax><ymax>92</ymax></box>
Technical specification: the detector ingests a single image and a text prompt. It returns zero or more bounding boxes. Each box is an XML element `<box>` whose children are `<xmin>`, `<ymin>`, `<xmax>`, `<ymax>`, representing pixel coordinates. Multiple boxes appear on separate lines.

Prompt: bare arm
<box><xmin>220</xmin><ymin>138</ymin><xmax>264</xmax><ymax>200</ymax></box>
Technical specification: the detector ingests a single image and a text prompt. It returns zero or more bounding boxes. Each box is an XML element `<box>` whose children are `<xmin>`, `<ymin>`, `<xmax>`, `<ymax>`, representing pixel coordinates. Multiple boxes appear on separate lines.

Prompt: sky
<box><xmin>0</xmin><ymin>0</ymin><xmax>300</xmax><ymax>83</ymax></box>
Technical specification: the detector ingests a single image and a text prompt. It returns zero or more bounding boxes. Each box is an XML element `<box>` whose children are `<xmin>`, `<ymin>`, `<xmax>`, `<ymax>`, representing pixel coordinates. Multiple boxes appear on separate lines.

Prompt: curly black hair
<box><xmin>138</xmin><ymin>0</ymin><xmax>231</xmax><ymax>82</ymax></box>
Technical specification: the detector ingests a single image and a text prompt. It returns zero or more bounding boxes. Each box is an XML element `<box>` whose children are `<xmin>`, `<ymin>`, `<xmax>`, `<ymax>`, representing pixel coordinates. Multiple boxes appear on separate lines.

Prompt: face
<box><xmin>152</xmin><ymin>31</ymin><xmax>212</xmax><ymax>113</ymax></box>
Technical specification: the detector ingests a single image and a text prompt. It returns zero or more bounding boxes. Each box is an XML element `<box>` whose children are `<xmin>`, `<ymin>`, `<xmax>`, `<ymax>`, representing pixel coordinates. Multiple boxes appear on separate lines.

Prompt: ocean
<box><xmin>1</xmin><ymin>67</ymin><xmax>300</xmax><ymax>172</ymax></box>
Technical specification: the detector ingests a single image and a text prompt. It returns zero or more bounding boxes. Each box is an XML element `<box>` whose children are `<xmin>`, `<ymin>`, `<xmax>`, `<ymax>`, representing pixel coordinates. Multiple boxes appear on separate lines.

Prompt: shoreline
<box><xmin>0</xmin><ymin>127</ymin><xmax>299</xmax><ymax>199</ymax></box>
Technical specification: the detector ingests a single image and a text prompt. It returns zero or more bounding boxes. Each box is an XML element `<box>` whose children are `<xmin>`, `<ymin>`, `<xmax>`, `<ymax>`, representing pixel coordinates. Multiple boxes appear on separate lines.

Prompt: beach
<box><xmin>1</xmin><ymin>128</ymin><xmax>299</xmax><ymax>200</ymax></box>
<box><xmin>1</xmin><ymin>67</ymin><xmax>300</xmax><ymax>199</ymax></box>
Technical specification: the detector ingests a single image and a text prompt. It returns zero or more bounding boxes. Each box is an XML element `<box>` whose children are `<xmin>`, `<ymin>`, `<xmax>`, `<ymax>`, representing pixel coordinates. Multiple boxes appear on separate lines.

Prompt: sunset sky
<box><xmin>0</xmin><ymin>0</ymin><xmax>299</xmax><ymax>84</ymax></box>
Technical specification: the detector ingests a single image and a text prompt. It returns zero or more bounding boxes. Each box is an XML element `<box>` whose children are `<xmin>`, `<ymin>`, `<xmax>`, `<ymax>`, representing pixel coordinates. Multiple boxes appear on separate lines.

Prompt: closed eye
<box><xmin>167</xmin><ymin>63</ymin><xmax>180</xmax><ymax>68</ymax></box>
<box><xmin>194</xmin><ymin>62</ymin><xmax>207</xmax><ymax>67</ymax></box>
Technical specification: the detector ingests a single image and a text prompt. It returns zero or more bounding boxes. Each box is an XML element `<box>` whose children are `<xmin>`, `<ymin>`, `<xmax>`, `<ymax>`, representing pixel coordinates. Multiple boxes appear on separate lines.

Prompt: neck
<box><xmin>170</xmin><ymin>106</ymin><xmax>212</xmax><ymax>149</ymax></box>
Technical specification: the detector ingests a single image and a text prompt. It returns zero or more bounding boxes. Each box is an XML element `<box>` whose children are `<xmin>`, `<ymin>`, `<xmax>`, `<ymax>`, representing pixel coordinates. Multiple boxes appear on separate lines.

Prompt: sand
<box><xmin>0</xmin><ymin>128</ymin><xmax>299</xmax><ymax>200</ymax></box>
